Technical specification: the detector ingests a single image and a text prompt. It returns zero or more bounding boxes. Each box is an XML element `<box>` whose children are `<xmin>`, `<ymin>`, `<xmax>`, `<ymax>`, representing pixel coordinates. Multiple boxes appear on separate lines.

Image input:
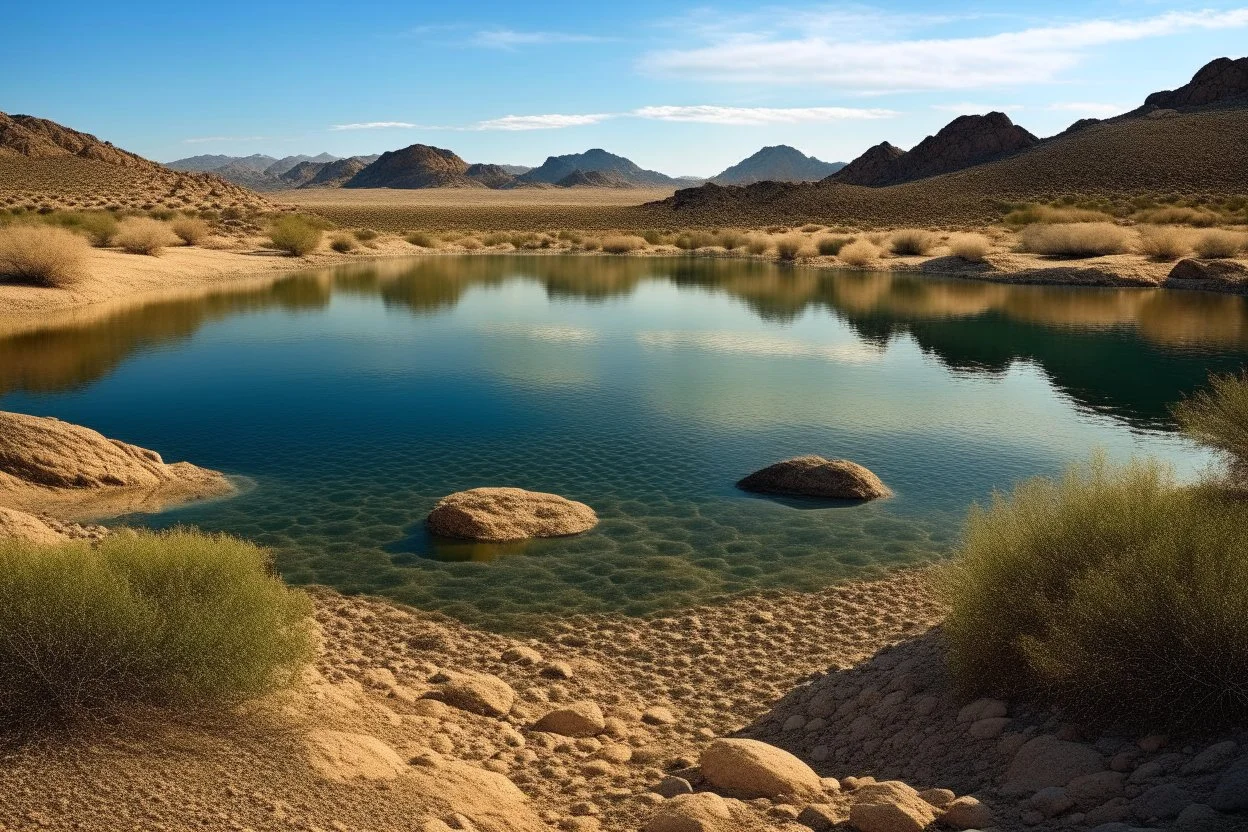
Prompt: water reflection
<box><xmin>3</xmin><ymin>255</ymin><xmax>1245</xmax><ymax>430</ymax></box>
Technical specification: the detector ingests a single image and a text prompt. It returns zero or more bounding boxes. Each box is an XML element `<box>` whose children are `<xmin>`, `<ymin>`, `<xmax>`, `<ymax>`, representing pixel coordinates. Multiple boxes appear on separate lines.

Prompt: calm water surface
<box><xmin>3</xmin><ymin>255</ymin><xmax>1246</xmax><ymax>629</ymax></box>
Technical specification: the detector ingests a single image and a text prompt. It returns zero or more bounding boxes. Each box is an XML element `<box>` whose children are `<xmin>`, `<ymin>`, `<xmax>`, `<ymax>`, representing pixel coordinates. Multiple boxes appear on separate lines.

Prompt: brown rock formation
<box><xmin>426</xmin><ymin>487</ymin><xmax>598</xmax><ymax>542</ymax></box>
<box><xmin>1144</xmin><ymin>57</ymin><xmax>1248</xmax><ymax>110</ymax></box>
<box><xmin>832</xmin><ymin>142</ymin><xmax>907</xmax><ymax>186</ymax></box>
<box><xmin>344</xmin><ymin>144</ymin><xmax>482</xmax><ymax>189</ymax></box>
<box><xmin>737</xmin><ymin>456</ymin><xmax>890</xmax><ymax>500</ymax></box>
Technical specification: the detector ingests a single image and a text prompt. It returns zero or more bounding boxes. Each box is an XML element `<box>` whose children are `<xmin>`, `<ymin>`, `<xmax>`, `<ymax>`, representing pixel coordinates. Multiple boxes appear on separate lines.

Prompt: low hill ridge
<box><xmin>711</xmin><ymin>145</ymin><xmax>845</xmax><ymax>185</ymax></box>
<box><xmin>518</xmin><ymin>149</ymin><xmax>678</xmax><ymax>187</ymax></box>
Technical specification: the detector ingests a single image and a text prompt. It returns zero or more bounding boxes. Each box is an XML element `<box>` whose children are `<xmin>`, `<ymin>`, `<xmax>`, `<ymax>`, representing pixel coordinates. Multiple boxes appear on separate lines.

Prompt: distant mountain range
<box><xmin>711</xmin><ymin>145</ymin><xmax>846</xmax><ymax>185</ymax></box>
<box><xmin>166</xmin><ymin>152</ymin><xmax>380</xmax><ymax>190</ymax></box>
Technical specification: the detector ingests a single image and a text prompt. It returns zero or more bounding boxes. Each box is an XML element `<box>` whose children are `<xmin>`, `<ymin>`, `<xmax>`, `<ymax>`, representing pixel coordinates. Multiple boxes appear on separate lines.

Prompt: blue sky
<box><xmin>4</xmin><ymin>1</ymin><xmax>1246</xmax><ymax>176</ymax></box>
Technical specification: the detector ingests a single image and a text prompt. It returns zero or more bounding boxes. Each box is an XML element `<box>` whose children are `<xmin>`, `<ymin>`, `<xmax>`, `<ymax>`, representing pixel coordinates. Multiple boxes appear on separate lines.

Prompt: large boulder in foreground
<box><xmin>426</xmin><ymin>487</ymin><xmax>597</xmax><ymax>542</ymax></box>
<box><xmin>737</xmin><ymin>456</ymin><xmax>890</xmax><ymax>500</ymax></box>
<box><xmin>699</xmin><ymin>738</ymin><xmax>824</xmax><ymax>800</ymax></box>
<box><xmin>1167</xmin><ymin>258</ymin><xmax>1248</xmax><ymax>284</ymax></box>
<box><xmin>0</xmin><ymin>411</ymin><xmax>233</xmax><ymax>519</ymax></box>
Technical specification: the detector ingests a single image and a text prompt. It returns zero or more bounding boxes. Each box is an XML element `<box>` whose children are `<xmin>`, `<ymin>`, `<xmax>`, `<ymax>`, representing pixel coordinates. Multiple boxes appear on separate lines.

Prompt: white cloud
<box><xmin>330</xmin><ymin>121</ymin><xmax>421</xmax><ymax>131</ymax></box>
<box><xmin>183</xmin><ymin>135</ymin><xmax>268</xmax><ymax>144</ymax></box>
<box><xmin>930</xmin><ymin>103</ymin><xmax>1024</xmax><ymax>114</ymax></box>
<box><xmin>633</xmin><ymin>105</ymin><xmax>896</xmax><ymax>124</ymax></box>
<box><xmin>643</xmin><ymin>8</ymin><xmax>1248</xmax><ymax>91</ymax></box>
<box><xmin>473</xmin><ymin>113</ymin><xmax>615</xmax><ymax>131</ymax></box>
<box><xmin>472</xmin><ymin>29</ymin><xmax>607</xmax><ymax>49</ymax></box>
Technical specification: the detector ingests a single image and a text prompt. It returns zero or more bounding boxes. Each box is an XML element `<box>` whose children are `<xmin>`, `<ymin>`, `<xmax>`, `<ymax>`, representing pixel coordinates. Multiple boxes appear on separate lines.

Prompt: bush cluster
<box><xmin>0</xmin><ymin>225</ymin><xmax>89</xmax><ymax>287</ymax></box>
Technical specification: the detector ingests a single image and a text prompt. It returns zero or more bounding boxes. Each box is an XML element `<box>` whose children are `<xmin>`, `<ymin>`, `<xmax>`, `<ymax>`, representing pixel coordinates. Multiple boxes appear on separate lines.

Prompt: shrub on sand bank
<box><xmin>268</xmin><ymin>216</ymin><xmax>323</xmax><ymax>256</ymax></box>
<box><xmin>170</xmin><ymin>217</ymin><xmax>211</xmax><ymax>246</ymax></box>
<box><xmin>1005</xmin><ymin>204</ymin><xmax>1115</xmax><ymax>227</ymax></box>
<box><xmin>717</xmin><ymin>230</ymin><xmax>747</xmax><ymax>251</ymax></box>
<box><xmin>774</xmin><ymin>235</ymin><xmax>808</xmax><ymax>261</ymax></box>
<box><xmin>890</xmin><ymin>229</ymin><xmax>938</xmax><ymax>256</ymax></box>
<box><xmin>53</xmin><ymin>211</ymin><xmax>118</xmax><ymax>247</ymax></box>
<box><xmin>0</xmin><ymin>224</ymin><xmax>89</xmax><ymax>288</ymax></box>
<box><xmin>1193</xmin><ymin>230</ymin><xmax>1246</xmax><ymax>259</ymax></box>
<box><xmin>0</xmin><ymin>530</ymin><xmax>314</xmax><ymax>730</ymax></box>
<box><xmin>405</xmin><ymin>231</ymin><xmax>437</xmax><ymax>248</ymax></box>
<box><xmin>1017</xmin><ymin>223</ymin><xmax>1131</xmax><ymax>258</ymax></box>
<box><xmin>601</xmin><ymin>235</ymin><xmax>645</xmax><ymax>254</ymax></box>
<box><xmin>1137</xmin><ymin>226</ymin><xmax>1194</xmax><ymax>261</ymax></box>
<box><xmin>816</xmin><ymin>236</ymin><xmax>853</xmax><ymax>256</ymax></box>
<box><xmin>942</xmin><ymin>456</ymin><xmax>1248</xmax><ymax>730</ymax></box>
<box><xmin>114</xmin><ymin>217</ymin><xmax>179</xmax><ymax>255</ymax></box>
<box><xmin>1174</xmin><ymin>370</ymin><xmax>1248</xmax><ymax>483</ymax></box>
<box><xmin>329</xmin><ymin>233</ymin><xmax>358</xmax><ymax>253</ymax></box>
<box><xmin>837</xmin><ymin>239</ymin><xmax>880</xmax><ymax>267</ymax></box>
<box><xmin>948</xmin><ymin>233</ymin><xmax>991</xmax><ymax>262</ymax></box>
<box><xmin>745</xmin><ymin>236</ymin><xmax>770</xmax><ymax>255</ymax></box>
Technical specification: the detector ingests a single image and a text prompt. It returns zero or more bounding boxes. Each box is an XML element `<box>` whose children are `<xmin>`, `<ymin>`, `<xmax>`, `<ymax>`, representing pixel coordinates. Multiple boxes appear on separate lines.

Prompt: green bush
<box><xmin>329</xmin><ymin>233</ymin><xmax>358</xmax><ymax>253</ymax></box>
<box><xmin>0</xmin><ymin>530</ymin><xmax>314</xmax><ymax>729</ymax></box>
<box><xmin>405</xmin><ymin>231</ymin><xmax>437</xmax><ymax>248</ymax></box>
<box><xmin>1174</xmin><ymin>370</ymin><xmax>1248</xmax><ymax>482</ymax></box>
<box><xmin>53</xmin><ymin>211</ymin><xmax>119</xmax><ymax>247</ymax></box>
<box><xmin>268</xmin><ymin>216</ymin><xmax>323</xmax><ymax>256</ymax></box>
<box><xmin>941</xmin><ymin>457</ymin><xmax>1248</xmax><ymax>729</ymax></box>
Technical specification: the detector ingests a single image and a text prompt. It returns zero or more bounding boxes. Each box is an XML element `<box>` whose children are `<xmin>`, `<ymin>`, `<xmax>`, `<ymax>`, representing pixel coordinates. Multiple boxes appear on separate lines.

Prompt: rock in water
<box><xmin>737</xmin><ymin>456</ymin><xmax>890</xmax><ymax>500</ymax></box>
<box><xmin>426</xmin><ymin>487</ymin><xmax>597</xmax><ymax>542</ymax></box>
<box><xmin>699</xmin><ymin>738</ymin><xmax>825</xmax><ymax>800</ymax></box>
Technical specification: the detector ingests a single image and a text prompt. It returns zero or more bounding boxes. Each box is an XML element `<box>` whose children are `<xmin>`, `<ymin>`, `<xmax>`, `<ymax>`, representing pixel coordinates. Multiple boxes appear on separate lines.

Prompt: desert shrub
<box><xmin>837</xmin><ymin>239</ymin><xmax>880</xmax><ymax>266</ymax></box>
<box><xmin>481</xmin><ymin>232</ymin><xmax>510</xmax><ymax>247</ymax></box>
<box><xmin>1137</xmin><ymin>226</ymin><xmax>1194</xmax><ymax>261</ymax></box>
<box><xmin>1017</xmin><ymin>223</ymin><xmax>1131</xmax><ymax>258</ymax></box>
<box><xmin>948</xmin><ymin>233</ymin><xmax>991</xmax><ymax>262</ymax></box>
<box><xmin>0</xmin><ymin>530</ymin><xmax>314</xmax><ymax>729</ymax></box>
<box><xmin>890</xmin><ymin>229</ymin><xmax>938</xmax><ymax>256</ymax></box>
<box><xmin>149</xmin><ymin>208</ymin><xmax>176</xmax><ymax>221</ymax></box>
<box><xmin>601</xmin><ymin>235</ymin><xmax>645</xmax><ymax>254</ymax></box>
<box><xmin>941</xmin><ymin>456</ymin><xmax>1248</xmax><ymax>729</ymax></box>
<box><xmin>1005</xmin><ymin>204</ymin><xmax>1115</xmax><ymax>227</ymax></box>
<box><xmin>640</xmin><ymin>229</ymin><xmax>666</xmax><ymax>245</ymax></box>
<box><xmin>54</xmin><ymin>211</ymin><xmax>118</xmax><ymax>246</ymax></box>
<box><xmin>459</xmin><ymin>237</ymin><xmax>482</xmax><ymax>250</ymax></box>
<box><xmin>1133</xmin><ymin>206</ymin><xmax>1220</xmax><ymax>227</ymax></box>
<box><xmin>329</xmin><ymin>233</ymin><xmax>358</xmax><ymax>253</ymax></box>
<box><xmin>1193</xmin><ymin>230</ymin><xmax>1245</xmax><ymax>259</ymax></box>
<box><xmin>405</xmin><ymin>231</ymin><xmax>437</xmax><ymax>248</ymax></box>
<box><xmin>353</xmin><ymin>228</ymin><xmax>379</xmax><ymax>242</ymax></box>
<box><xmin>114</xmin><ymin>217</ymin><xmax>179</xmax><ymax>255</ymax></box>
<box><xmin>170</xmin><ymin>217</ymin><xmax>211</xmax><ymax>246</ymax></box>
<box><xmin>267</xmin><ymin>216</ymin><xmax>323</xmax><ymax>256</ymax></box>
<box><xmin>745</xmin><ymin>237</ymin><xmax>770</xmax><ymax>255</ymax></box>
<box><xmin>1174</xmin><ymin>370</ymin><xmax>1248</xmax><ymax>482</ymax></box>
<box><xmin>674</xmin><ymin>231</ymin><xmax>717</xmax><ymax>250</ymax></box>
<box><xmin>717</xmin><ymin>230</ymin><xmax>747</xmax><ymax>251</ymax></box>
<box><xmin>774</xmin><ymin>235</ymin><xmax>808</xmax><ymax>261</ymax></box>
<box><xmin>816</xmin><ymin>236</ymin><xmax>853</xmax><ymax>256</ymax></box>
<box><xmin>0</xmin><ymin>225</ymin><xmax>89</xmax><ymax>288</ymax></box>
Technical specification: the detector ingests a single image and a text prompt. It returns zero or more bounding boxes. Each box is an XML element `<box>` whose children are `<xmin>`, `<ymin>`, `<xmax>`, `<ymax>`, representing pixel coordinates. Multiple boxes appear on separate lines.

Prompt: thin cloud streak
<box><xmin>474</xmin><ymin>113</ymin><xmax>616</xmax><ymax>131</ymax></box>
<box><xmin>330</xmin><ymin>122</ymin><xmax>423</xmax><ymax>131</ymax></box>
<box><xmin>642</xmin><ymin>8</ymin><xmax>1248</xmax><ymax>90</ymax></box>
<box><xmin>472</xmin><ymin>29</ymin><xmax>610</xmax><ymax>49</ymax></box>
<box><xmin>635</xmin><ymin>105</ymin><xmax>895</xmax><ymax>124</ymax></box>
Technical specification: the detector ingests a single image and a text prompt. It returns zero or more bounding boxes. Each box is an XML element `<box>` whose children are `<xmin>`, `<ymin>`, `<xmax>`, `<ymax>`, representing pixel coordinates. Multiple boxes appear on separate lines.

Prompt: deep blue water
<box><xmin>2</xmin><ymin>255</ymin><xmax>1245</xmax><ymax>629</ymax></box>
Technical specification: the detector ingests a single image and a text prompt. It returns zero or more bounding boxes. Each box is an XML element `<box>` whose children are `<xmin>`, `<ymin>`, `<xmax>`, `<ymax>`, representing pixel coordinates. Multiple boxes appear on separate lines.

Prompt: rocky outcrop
<box><xmin>1168</xmin><ymin>258</ymin><xmax>1248</xmax><ymax>285</ymax></box>
<box><xmin>344</xmin><ymin>144</ymin><xmax>482</xmax><ymax>189</ymax></box>
<box><xmin>0</xmin><ymin>506</ymin><xmax>106</xmax><ymax>545</ymax></box>
<box><xmin>464</xmin><ymin>163</ymin><xmax>519</xmax><ymax>189</ymax></box>
<box><xmin>737</xmin><ymin>456</ymin><xmax>890</xmax><ymax>500</ymax></box>
<box><xmin>532</xmin><ymin>701</ymin><xmax>605</xmax><ymax>737</ymax></box>
<box><xmin>280</xmin><ymin>157</ymin><xmax>368</xmax><ymax>189</ymax></box>
<box><xmin>1144</xmin><ymin>57</ymin><xmax>1248</xmax><ymax>111</ymax></box>
<box><xmin>518</xmin><ymin>148</ymin><xmax>679</xmax><ymax>186</ymax></box>
<box><xmin>554</xmin><ymin>169</ymin><xmax>633</xmax><ymax>188</ymax></box>
<box><xmin>832</xmin><ymin>142</ymin><xmax>907</xmax><ymax>186</ymax></box>
<box><xmin>426</xmin><ymin>487</ymin><xmax>598</xmax><ymax>542</ymax></box>
<box><xmin>436</xmin><ymin>671</ymin><xmax>516</xmax><ymax>717</ymax></box>
<box><xmin>833</xmin><ymin>113</ymin><xmax>1038</xmax><ymax>187</ymax></box>
<box><xmin>0</xmin><ymin>411</ymin><xmax>233</xmax><ymax>519</ymax></box>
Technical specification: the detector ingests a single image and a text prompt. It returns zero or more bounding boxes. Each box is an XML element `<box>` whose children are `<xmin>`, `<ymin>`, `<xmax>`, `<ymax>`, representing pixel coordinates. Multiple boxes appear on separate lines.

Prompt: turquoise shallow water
<box><xmin>2</xmin><ymin>255</ymin><xmax>1246</xmax><ymax>629</ymax></box>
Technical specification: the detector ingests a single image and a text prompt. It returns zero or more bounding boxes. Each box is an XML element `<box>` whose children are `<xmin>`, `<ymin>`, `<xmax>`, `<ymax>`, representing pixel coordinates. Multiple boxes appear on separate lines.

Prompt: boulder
<box><xmin>848</xmin><ymin>781</ymin><xmax>939</xmax><ymax>832</ymax></box>
<box><xmin>533</xmin><ymin>701</ymin><xmax>606</xmax><ymax>737</ymax></box>
<box><xmin>1211</xmin><ymin>757</ymin><xmax>1248</xmax><ymax>812</ymax></box>
<box><xmin>0</xmin><ymin>506</ymin><xmax>70</xmax><ymax>545</ymax></box>
<box><xmin>1005</xmin><ymin>736</ymin><xmax>1105</xmax><ymax>793</ymax></box>
<box><xmin>699</xmin><ymin>738</ymin><xmax>824</xmax><ymax>800</ymax></box>
<box><xmin>1132</xmin><ymin>783</ymin><xmax>1192</xmax><ymax>821</ymax></box>
<box><xmin>1167</xmin><ymin>259</ymin><xmax>1248</xmax><ymax>283</ymax></box>
<box><xmin>426</xmin><ymin>487</ymin><xmax>597</xmax><ymax>542</ymax></box>
<box><xmin>940</xmin><ymin>795</ymin><xmax>993</xmax><ymax>829</ymax></box>
<box><xmin>304</xmin><ymin>730</ymin><xmax>407</xmax><ymax>782</ymax></box>
<box><xmin>736</xmin><ymin>456</ymin><xmax>890</xmax><ymax>500</ymax></box>
<box><xmin>438</xmin><ymin>672</ymin><xmax>516</xmax><ymax>717</ymax></box>
<box><xmin>642</xmin><ymin>792</ymin><xmax>763</xmax><ymax>832</ymax></box>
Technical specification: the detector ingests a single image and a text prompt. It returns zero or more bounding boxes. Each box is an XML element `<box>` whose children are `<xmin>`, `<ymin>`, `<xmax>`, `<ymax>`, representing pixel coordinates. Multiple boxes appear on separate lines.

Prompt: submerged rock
<box><xmin>426</xmin><ymin>487</ymin><xmax>597</xmax><ymax>542</ymax></box>
<box><xmin>737</xmin><ymin>456</ymin><xmax>890</xmax><ymax>500</ymax></box>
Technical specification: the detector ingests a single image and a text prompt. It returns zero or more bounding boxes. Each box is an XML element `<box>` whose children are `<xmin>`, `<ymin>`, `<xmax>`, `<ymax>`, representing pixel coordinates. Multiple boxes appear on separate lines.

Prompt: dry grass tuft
<box><xmin>267</xmin><ymin>216</ymin><xmax>323</xmax><ymax>256</ymax></box>
<box><xmin>1017</xmin><ymin>222</ymin><xmax>1131</xmax><ymax>258</ymax></box>
<box><xmin>773</xmin><ymin>235</ymin><xmax>809</xmax><ymax>261</ymax></box>
<box><xmin>745</xmin><ymin>237</ymin><xmax>770</xmax><ymax>255</ymax></box>
<box><xmin>1193</xmin><ymin>230</ymin><xmax>1246</xmax><ymax>259</ymax></box>
<box><xmin>405</xmin><ymin>231</ymin><xmax>437</xmax><ymax>248</ymax></box>
<box><xmin>329</xmin><ymin>233</ymin><xmax>358</xmax><ymax>253</ymax></box>
<box><xmin>601</xmin><ymin>235</ymin><xmax>645</xmax><ymax>254</ymax></box>
<box><xmin>0</xmin><ymin>225</ymin><xmax>89</xmax><ymax>288</ymax></box>
<box><xmin>890</xmin><ymin>229</ymin><xmax>938</xmax><ymax>256</ymax></box>
<box><xmin>114</xmin><ymin>217</ymin><xmax>179</xmax><ymax>255</ymax></box>
<box><xmin>948</xmin><ymin>233</ymin><xmax>992</xmax><ymax>262</ymax></box>
<box><xmin>1137</xmin><ymin>226</ymin><xmax>1195</xmax><ymax>261</ymax></box>
<box><xmin>816</xmin><ymin>236</ymin><xmax>853</xmax><ymax>256</ymax></box>
<box><xmin>837</xmin><ymin>239</ymin><xmax>881</xmax><ymax>266</ymax></box>
<box><xmin>717</xmin><ymin>230</ymin><xmax>748</xmax><ymax>251</ymax></box>
<box><xmin>1005</xmin><ymin>204</ymin><xmax>1115</xmax><ymax>226</ymax></box>
<box><xmin>1133</xmin><ymin>206</ymin><xmax>1221</xmax><ymax>227</ymax></box>
<box><xmin>170</xmin><ymin>217</ymin><xmax>211</xmax><ymax>246</ymax></box>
